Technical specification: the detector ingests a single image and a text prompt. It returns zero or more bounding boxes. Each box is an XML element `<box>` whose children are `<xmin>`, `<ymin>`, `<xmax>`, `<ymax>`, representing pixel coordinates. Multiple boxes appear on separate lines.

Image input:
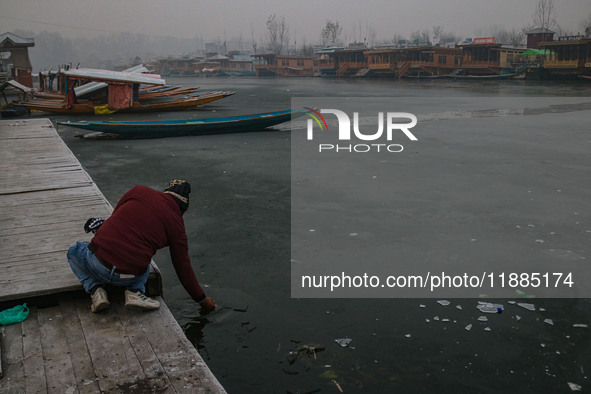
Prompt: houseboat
<box><xmin>539</xmin><ymin>36</ymin><xmax>591</xmax><ymax>79</ymax></box>
<box><xmin>253</xmin><ymin>54</ymin><xmax>317</xmax><ymax>77</ymax></box>
<box><xmin>365</xmin><ymin>46</ymin><xmax>463</xmax><ymax>78</ymax></box>
<box><xmin>457</xmin><ymin>37</ymin><xmax>523</xmax><ymax>77</ymax></box>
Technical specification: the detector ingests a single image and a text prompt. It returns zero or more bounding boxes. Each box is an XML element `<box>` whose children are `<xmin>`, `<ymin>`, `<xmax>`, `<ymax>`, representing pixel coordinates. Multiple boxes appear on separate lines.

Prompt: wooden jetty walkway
<box><xmin>0</xmin><ymin>118</ymin><xmax>226</xmax><ymax>393</ymax></box>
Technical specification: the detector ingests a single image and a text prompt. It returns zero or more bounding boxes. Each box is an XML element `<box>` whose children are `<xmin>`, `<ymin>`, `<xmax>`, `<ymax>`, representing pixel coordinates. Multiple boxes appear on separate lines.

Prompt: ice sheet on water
<box><xmin>517</xmin><ymin>303</ymin><xmax>536</xmax><ymax>311</ymax></box>
<box><xmin>335</xmin><ymin>338</ymin><xmax>352</xmax><ymax>347</ymax></box>
<box><xmin>477</xmin><ymin>302</ymin><xmax>503</xmax><ymax>313</ymax></box>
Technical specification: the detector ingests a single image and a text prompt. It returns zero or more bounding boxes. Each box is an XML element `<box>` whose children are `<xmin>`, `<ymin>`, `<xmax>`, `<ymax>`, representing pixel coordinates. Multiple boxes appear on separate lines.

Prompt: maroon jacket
<box><xmin>89</xmin><ymin>185</ymin><xmax>205</xmax><ymax>302</ymax></box>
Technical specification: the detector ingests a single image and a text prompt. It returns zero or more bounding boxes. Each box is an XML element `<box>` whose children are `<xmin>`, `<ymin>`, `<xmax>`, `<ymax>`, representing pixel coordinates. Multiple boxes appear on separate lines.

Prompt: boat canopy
<box><xmin>64</xmin><ymin>68</ymin><xmax>165</xmax><ymax>85</ymax></box>
<box><xmin>74</xmin><ymin>65</ymin><xmax>157</xmax><ymax>98</ymax></box>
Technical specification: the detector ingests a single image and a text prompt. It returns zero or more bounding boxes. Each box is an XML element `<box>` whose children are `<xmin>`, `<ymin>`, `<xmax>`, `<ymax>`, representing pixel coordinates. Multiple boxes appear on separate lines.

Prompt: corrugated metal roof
<box><xmin>526</xmin><ymin>28</ymin><xmax>555</xmax><ymax>34</ymax></box>
<box><xmin>74</xmin><ymin>65</ymin><xmax>157</xmax><ymax>97</ymax></box>
<box><xmin>0</xmin><ymin>32</ymin><xmax>35</xmax><ymax>47</ymax></box>
<box><xmin>64</xmin><ymin>68</ymin><xmax>165</xmax><ymax>85</ymax></box>
<box><xmin>0</xmin><ymin>80</ymin><xmax>33</xmax><ymax>93</ymax></box>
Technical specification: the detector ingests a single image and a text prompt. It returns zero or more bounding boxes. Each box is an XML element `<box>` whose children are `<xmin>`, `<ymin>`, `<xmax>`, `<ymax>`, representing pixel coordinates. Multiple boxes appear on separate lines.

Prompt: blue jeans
<box><xmin>67</xmin><ymin>241</ymin><xmax>150</xmax><ymax>294</ymax></box>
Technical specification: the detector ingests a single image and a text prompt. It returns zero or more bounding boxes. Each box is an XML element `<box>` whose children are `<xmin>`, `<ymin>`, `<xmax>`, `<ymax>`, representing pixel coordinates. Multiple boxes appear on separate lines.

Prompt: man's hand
<box><xmin>199</xmin><ymin>296</ymin><xmax>216</xmax><ymax>310</ymax></box>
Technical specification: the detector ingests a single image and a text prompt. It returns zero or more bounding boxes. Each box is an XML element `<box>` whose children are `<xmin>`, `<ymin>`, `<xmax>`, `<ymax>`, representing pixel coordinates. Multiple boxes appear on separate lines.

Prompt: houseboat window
<box><xmin>438</xmin><ymin>55</ymin><xmax>447</xmax><ymax>64</ymax></box>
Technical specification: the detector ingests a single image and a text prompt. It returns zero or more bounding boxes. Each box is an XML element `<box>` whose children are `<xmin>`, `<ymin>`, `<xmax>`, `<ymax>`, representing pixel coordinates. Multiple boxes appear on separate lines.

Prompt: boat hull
<box><xmin>20</xmin><ymin>91</ymin><xmax>234</xmax><ymax>114</ymax></box>
<box><xmin>58</xmin><ymin>109</ymin><xmax>306</xmax><ymax>139</ymax></box>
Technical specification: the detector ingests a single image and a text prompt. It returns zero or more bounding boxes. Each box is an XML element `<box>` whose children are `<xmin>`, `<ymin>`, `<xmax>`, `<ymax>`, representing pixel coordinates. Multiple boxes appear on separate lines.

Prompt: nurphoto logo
<box><xmin>305</xmin><ymin>107</ymin><xmax>418</xmax><ymax>153</ymax></box>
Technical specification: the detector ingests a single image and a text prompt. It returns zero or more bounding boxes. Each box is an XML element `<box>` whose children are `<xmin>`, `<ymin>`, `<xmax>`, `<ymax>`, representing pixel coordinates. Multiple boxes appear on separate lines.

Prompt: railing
<box><xmin>543</xmin><ymin>59</ymin><xmax>579</xmax><ymax>68</ymax></box>
<box><xmin>336</xmin><ymin>64</ymin><xmax>350</xmax><ymax>77</ymax></box>
<box><xmin>462</xmin><ymin>61</ymin><xmax>499</xmax><ymax>68</ymax></box>
<box><xmin>397</xmin><ymin>61</ymin><xmax>411</xmax><ymax>78</ymax></box>
<box><xmin>368</xmin><ymin>62</ymin><xmax>394</xmax><ymax>70</ymax></box>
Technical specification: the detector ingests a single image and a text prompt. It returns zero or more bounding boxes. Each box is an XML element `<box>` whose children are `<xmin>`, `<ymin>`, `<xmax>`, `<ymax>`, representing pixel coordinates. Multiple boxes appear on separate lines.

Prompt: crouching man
<box><xmin>67</xmin><ymin>179</ymin><xmax>216</xmax><ymax>313</ymax></box>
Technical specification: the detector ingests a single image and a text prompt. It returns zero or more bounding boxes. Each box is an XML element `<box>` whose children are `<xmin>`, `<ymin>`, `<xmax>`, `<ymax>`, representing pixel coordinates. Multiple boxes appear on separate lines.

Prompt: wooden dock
<box><xmin>0</xmin><ymin>119</ymin><xmax>226</xmax><ymax>393</ymax></box>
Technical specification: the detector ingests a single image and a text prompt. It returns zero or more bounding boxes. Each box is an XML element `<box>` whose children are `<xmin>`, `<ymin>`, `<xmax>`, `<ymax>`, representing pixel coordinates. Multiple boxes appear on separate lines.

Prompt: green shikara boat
<box><xmin>58</xmin><ymin>108</ymin><xmax>307</xmax><ymax>139</ymax></box>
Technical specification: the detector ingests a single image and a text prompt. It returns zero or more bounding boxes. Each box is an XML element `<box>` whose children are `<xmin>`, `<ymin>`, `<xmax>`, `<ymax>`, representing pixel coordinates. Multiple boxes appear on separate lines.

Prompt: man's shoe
<box><xmin>91</xmin><ymin>287</ymin><xmax>110</xmax><ymax>313</ymax></box>
<box><xmin>124</xmin><ymin>290</ymin><xmax>160</xmax><ymax>310</ymax></box>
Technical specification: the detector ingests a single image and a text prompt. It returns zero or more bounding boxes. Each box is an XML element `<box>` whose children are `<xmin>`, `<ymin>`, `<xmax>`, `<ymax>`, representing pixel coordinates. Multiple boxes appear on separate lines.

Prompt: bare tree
<box><xmin>431</xmin><ymin>26</ymin><xmax>460</xmax><ymax>46</ymax></box>
<box><xmin>391</xmin><ymin>33</ymin><xmax>406</xmax><ymax>45</ymax></box>
<box><xmin>432</xmin><ymin>26</ymin><xmax>444</xmax><ymax>43</ymax></box>
<box><xmin>533</xmin><ymin>0</ymin><xmax>558</xmax><ymax>31</ymax></box>
<box><xmin>580</xmin><ymin>12</ymin><xmax>591</xmax><ymax>36</ymax></box>
<box><xmin>364</xmin><ymin>25</ymin><xmax>377</xmax><ymax>48</ymax></box>
<box><xmin>321</xmin><ymin>20</ymin><xmax>343</xmax><ymax>47</ymax></box>
<box><xmin>492</xmin><ymin>26</ymin><xmax>525</xmax><ymax>47</ymax></box>
<box><xmin>266</xmin><ymin>14</ymin><xmax>289</xmax><ymax>54</ymax></box>
<box><xmin>508</xmin><ymin>29</ymin><xmax>526</xmax><ymax>47</ymax></box>
<box><xmin>410</xmin><ymin>29</ymin><xmax>430</xmax><ymax>45</ymax></box>
<box><xmin>250</xmin><ymin>23</ymin><xmax>257</xmax><ymax>54</ymax></box>
<box><xmin>301</xmin><ymin>40</ymin><xmax>315</xmax><ymax>57</ymax></box>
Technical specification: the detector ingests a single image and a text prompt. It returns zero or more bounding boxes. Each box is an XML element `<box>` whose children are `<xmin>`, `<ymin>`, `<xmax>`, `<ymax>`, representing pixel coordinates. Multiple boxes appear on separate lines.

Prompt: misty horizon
<box><xmin>2</xmin><ymin>0</ymin><xmax>590</xmax><ymax>71</ymax></box>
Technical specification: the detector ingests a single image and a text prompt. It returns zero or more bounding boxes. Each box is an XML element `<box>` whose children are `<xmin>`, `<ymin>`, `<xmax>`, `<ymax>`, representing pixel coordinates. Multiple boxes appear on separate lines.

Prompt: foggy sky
<box><xmin>2</xmin><ymin>0</ymin><xmax>590</xmax><ymax>44</ymax></box>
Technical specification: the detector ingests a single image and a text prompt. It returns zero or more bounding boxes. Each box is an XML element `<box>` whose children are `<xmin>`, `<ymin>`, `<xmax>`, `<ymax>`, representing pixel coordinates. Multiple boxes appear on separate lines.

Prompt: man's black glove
<box><xmin>84</xmin><ymin>218</ymin><xmax>106</xmax><ymax>234</ymax></box>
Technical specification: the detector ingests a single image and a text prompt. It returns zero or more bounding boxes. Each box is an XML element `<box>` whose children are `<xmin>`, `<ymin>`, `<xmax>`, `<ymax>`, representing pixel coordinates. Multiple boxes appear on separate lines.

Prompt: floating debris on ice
<box><xmin>335</xmin><ymin>338</ymin><xmax>352</xmax><ymax>347</ymax></box>
<box><xmin>536</xmin><ymin>239</ymin><xmax>545</xmax><ymax>243</ymax></box>
<box><xmin>484</xmin><ymin>327</ymin><xmax>491</xmax><ymax>331</ymax></box>
<box><xmin>465</xmin><ymin>324</ymin><xmax>472</xmax><ymax>331</ymax></box>
<box><xmin>508</xmin><ymin>301</ymin><xmax>516</xmax><ymax>304</ymax></box>
<box><xmin>539</xmin><ymin>307</ymin><xmax>546</xmax><ymax>312</ymax></box>
<box><xmin>437</xmin><ymin>300</ymin><xmax>451</xmax><ymax>306</ymax></box>
<box><xmin>541</xmin><ymin>343</ymin><xmax>546</xmax><ymax>347</ymax></box>
<box><xmin>441</xmin><ymin>318</ymin><xmax>450</xmax><ymax>322</ymax></box>
<box><xmin>517</xmin><ymin>303</ymin><xmax>536</xmax><ymax>311</ymax></box>
<box><xmin>425</xmin><ymin>318</ymin><xmax>431</xmax><ymax>323</ymax></box>
<box><xmin>573</xmin><ymin>324</ymin><xmax>588</xmax><ymax>328</ymax></box>
<box><xmin>567</xmin><ymin>382</ymin><xmax>582</xmax><ymax>391</ymax></box>
<box><xmin>433</xmin><ymin>316</ymin><xmax>440</xmax><ymax>321</ymax></box>
<box><xmin>516</xmin><ymin>315</ymin><xmax>522</xmax><ymax>321</ymax></box>
<box><xmin>405</xmin><ymin>334</ymin><xmax>411</xmax><ymax>338</ymax></box>
<box><xmin>478</xmin><ymin>316</ymin><xmax>488</xmax><ymax>322</ymax></box>
<box><xmin>419</xmin><ymin>304</ymin><xmax>426</xmax><ymax>308</ymax></box>
<box><xmin>544</xmin><ymin>319</ymin><xmax>554</xmax><ymax>326</ymax></box>
<box><xmin>456</xmin><ymin>305</ymin><xmax>463</xmax><ymax>310</ymax></box>
<box><xmin>477</xmin><ymin>302</ymin><xmax>503</xmax><ymax>313</ymax></box>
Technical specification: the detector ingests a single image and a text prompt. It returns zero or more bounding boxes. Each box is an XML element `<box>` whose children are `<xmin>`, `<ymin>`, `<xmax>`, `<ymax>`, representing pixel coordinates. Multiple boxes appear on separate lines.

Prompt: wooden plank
<box><xmin>111</xmin><ymin>301</ymin><xmax>172</xmax><ymax>392</ymax></box>
<box><xmin>0</xmin><ymin>280</ymin><xmax>82</xmax><ymax>303</ymax></box>
<box><xmin>0</xmin><ymin>119</ymin><xmax>113</xmax><ymax>302</ymax></box>
<box><xmin>74</xmin><ymin>296</ymin><xmax>149</xmax><ymax>393</ymax></box>
<box><xmin>36</xmin><ymin>305</ymin><xmax>79</xmax><ymax>393</ymax></box>
<box><xmin>0</xmin><ymin>193</ymin><xmax>107</xmax><ymax>209</ymax></box>
<box><xmin>21</xmin><ymin>306</ymin><xmax>47</xmax><ymax>394</ymax></box>
<box><xmin>0</xmin><ymin>322</ymin><xmax>26</xmax><ymax>393</ymax></box>
<box><xmin>123</xmin><ymin>302</ymin><xmax>227</xmax><ymax>393</ymax></box>
<box><xmin>57</xmin><ymin>296</ymin><xmax>101</xmax><ymax>393</ymax></box>
<box><xmin>0</xmin><ymin>118</ymin><xmax>224</xmax><ymax>393</ymax></box>
<box><xmin>0</xmin><ymin>251</ymin><xmax>73</xmax><ymax>267</ymax></box>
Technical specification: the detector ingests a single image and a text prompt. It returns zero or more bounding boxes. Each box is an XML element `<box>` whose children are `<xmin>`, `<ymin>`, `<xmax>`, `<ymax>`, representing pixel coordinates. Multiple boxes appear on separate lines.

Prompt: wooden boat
<box><xmin>20</xmin><ymin>91</ymin><xmax>235</xmax><ymax>114</ymax></box>
<box><xmin>33</xmin><ymin>85</ymin><xmax>201</xmax><ymax>101</ymax></box>
<box><xmin>10</xmin><ymin>67</ymin><xmax>234</xmax><ymax>114</ymax></box>
<box><xmin>58</xmin><ymin>108</ymin><xmax>307</xmax><ymax>139</ymax></box>
<box><xmin>451</xmin><ymin>73</ymin><xmax>516</xmax><ymax>80</ymax></box>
